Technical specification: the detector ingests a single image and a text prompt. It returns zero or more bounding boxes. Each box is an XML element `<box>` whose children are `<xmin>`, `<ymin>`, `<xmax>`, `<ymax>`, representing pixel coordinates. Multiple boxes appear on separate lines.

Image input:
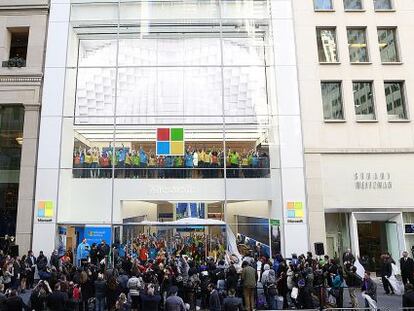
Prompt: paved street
<box><xmin>342</xmin><ymin>279</ymin><xmax>403</xmax><ymax>311</ymax></box>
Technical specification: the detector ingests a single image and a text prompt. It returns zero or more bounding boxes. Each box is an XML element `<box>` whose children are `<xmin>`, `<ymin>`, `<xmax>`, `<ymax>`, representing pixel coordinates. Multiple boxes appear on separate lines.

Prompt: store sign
<box><xmin>84</xmin><ymin>227</ymin><xmax>112</xmax><ymax>246</ymax></box>
<box><xmin>286</xmin><ymin>201</ymin><xmax>304</xmax><ymax>223</ymax></box>
<box><xmin>149</xmin><ymin>185</ymin><xmax>194</xmax><ymax>194</ymax></box>
<box><xmin>37</xmin><ymin>200</ymin><xmax>54</xmax><ymax>222</ymax></box>
<box><xmin>156</xmin><ymin>128</ymin><xmax>185</xmax><ymax>156</ymax></box>
<box><xmin>354</xmin><ymin>172</ymin><xmax>392</xmax><ymax>190</ymax></box>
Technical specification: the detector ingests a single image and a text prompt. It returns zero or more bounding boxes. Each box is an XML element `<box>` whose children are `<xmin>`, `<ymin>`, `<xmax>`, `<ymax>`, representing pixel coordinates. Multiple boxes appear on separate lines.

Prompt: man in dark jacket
<box><xmin>380</xmin><ymin>254</ymin><xmax>394</xmax><ymax>295</ymax></box>
<box><xmin>36</xmin><ymin>251</ymin><xmax>48</xmax><ymax>272</ymax></box>
<box><xmin>223</xmin><ymin>288</ymin><xmax>244</xmax><ymax>311</ymax></box>
<box><xmin>403</xmin><ymin>283</ymin><xmax>414</xmax><ymax>310</ymax></box>
<box><xmin>165</xmin><ymin>286</ymin><xmax>186</xmax><ymax>311</ymax></box>
<box><xmin>208</xmin><ymin>283</ymin><xmax>221</xmax><ymax>311</ymax></box>
<box><xmin>94</xmin><ymin>274</ymin><xmax>107</xmax><ymax>311</ymax></box>
<box><xmin>400</xmin><ymin>251</ymin><xmax>414</xmax><ymax>286</ymax></box>
<box><xmin>47</xmin><ymin>283</ymin><xmax>68</xmax><ymax>311</ymax></box>
<box><xmin>345</xmin><ymin>266</ymin><xmax>362</xmax><ymax>308</ymax></box>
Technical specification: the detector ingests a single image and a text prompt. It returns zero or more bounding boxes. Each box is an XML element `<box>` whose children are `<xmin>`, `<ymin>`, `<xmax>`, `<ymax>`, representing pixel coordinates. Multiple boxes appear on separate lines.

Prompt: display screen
<box><xmin>237</xmin><ymin>216</ymin><xmax>269</xmax><ymax>245</ymax></box>
<box><xmin>405</xmin><ymin>224</ymin><xmax>414</xmax><ymax>234</ymax></box>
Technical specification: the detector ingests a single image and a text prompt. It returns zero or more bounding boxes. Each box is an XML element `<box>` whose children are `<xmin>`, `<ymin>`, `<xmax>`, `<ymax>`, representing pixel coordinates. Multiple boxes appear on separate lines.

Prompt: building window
<box><xmin>314</xmin><ymin>0</ymin><xmax>333</xmax><ymax>10</ymax></box>
<box><xmin>353</xmin><ymin>82</ymin><xmax>376</xmax><ymax>120</ymax></box>
<box><xmin>344</xmin><ymin>0</ymin><xmax>363</xmax><ymax>10</ymax></box>
<box><xmin>378</xmin><ymin>28</ymin><xmax>399</xmax><ymax>62</ymax></box>
<box><xmin>2</xmin><ymin>28</ymin><xmax>29</xmax><ymax>68</ymax></box>
<box><xmin>373</xmin><ymin>0</ymin><xmax>393</xmax><ymax>10</ymax></box>
<box><xmin>321</xmin><ymin>82</ymin><xmax>344</xmax><ymax>120</ymax></box>
<box><xmin>316</xmin><ymin>28</ymin><xmax>338</xmax><ymax>62</ymax></box>
<box><xmin>347</xmin><ymin>28</ymin><xmax>369</xmax><ymax>63</ymax></box>
<box><xmin>385</xmin><ymin>82</ymin><xmax>408</xmax><ymax>120</ymax></box>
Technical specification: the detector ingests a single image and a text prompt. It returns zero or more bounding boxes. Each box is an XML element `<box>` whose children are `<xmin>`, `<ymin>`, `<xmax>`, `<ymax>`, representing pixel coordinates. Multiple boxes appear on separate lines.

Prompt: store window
<box><xmin>385</xmin><ymin>82</ymin><xmax>408</xmax><ymax>120</ymax></box>
<box><xmin>316</xmin><ymin>28</ymin><xmax>339</xmax><ymax>63</ymax></box>
<box><xmin>68</xmin><ymin>0</ymin><xmax>276</xmax><ymax>180</ymax></box>
<box><xmin>353</xmin><ymin>82</ymin><xmax>376</xmax><ymax>121</ymax></box>
<box><xmin>347</xmin><ymin>28</ymin><xmax>369</xmax><ymax>63</ymax></box>
<box><xmin>373</xmin><ymin>0</ymin><xmax>393</xmax><ymax>10</ymax></box>
<box><xmin>0</xmin><ymin>105</ymin><xmax>24</xmax><ymax>237</ymax></box>
<box><xmin>314</xmin><ymin>0</ymin><xmax>334</xmax><ymax>10</ymax></box>
<box><xmin>378</xmin><ymin>28</ymin><xmax>400</xmax><ymax>62</ymax></box>
<box><xmin>321</xmin><ymin>82</ymin><xmax>344</xmax><ymax>120</ymax></box>
<box><xmin>344</xmin><ymin>0</ymin><xmax>363</xmax><ymax>10</ymax></box>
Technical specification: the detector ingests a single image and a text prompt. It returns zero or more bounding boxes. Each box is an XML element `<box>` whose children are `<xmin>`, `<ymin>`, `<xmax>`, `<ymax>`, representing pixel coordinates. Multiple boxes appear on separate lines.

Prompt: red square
<box><xmin>157</xmin><ymin>128</ymin><xmax>170</xmax><ymax>141</ymax></box>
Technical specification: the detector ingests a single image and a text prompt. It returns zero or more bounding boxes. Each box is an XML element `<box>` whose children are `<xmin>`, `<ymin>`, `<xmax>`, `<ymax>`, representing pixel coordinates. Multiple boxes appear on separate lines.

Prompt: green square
<box><xmin>45</xmin><ymin>201</ymin><xmax>53</xmax><ymax>209</ymax></box>
<box><xmin>294</xmin><ymin>202</ymin><xmax>303</xmax><ymax>210</ymax></box>
<box><xmin>171</xmin><ymin>128</ymin><xmax>184</xmax><ymax>141</ymax></box>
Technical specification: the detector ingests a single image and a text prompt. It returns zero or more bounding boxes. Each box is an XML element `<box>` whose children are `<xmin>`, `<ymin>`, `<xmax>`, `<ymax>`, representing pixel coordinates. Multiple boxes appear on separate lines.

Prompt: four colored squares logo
<box><xmin>38</xmin><ymin>201</ymin><xmax>54</xmax><ymax>218</ymax></box>
<box><xmin>156</xmin><ymin>128</ymin><xmax>184</xmax><ymax>156</ymax></box>
<box><xmin>287</xmin><ymin>201</ymin><xmax>304</xmax><ymax>219</ymax></box>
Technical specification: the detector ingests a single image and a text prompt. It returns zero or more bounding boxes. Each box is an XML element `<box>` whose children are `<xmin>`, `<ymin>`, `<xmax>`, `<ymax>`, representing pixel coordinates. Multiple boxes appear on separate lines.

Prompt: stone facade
<box><xmin>0</xmin><ymin>0</ymin><xmax>48</xmax><ymax>252</ymax></box>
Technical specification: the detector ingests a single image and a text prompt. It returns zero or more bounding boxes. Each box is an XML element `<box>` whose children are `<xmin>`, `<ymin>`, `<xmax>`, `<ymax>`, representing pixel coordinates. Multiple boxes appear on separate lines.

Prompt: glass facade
<box><xmin>344</xmin><ymin>0</ymin><xmax>363</xmax><ymax>10</ymax></box>
<box><xmin>385</xmin><ymin>82</ymin><xmax>408</xmax><ymax>120</ymax></box>
<box><xmin>353</xmin><ymin>81</ymin><xmax>376</xmax><ymax>121</ymax></box>
<box><xmin>0</xmin><ymin>105</ymin><xmax>24</xmax><ymax>237</ymax></box>
<box><xmin>314</xmin><ymin>0</ymin><xmax>333</xmax><ymax>10</ymax></box>
<box><xmin>374</xmin><ymin>0</ymin><xmax>393</xmax><ymax>10</ymax></box>
<box><xmin>378</xmin><ymin>28</ymin><xmax>399</xmax><ymax>62</ymax></box>
<box><xmin>321</xmin><ymin>82</ymin><xmax>344</xmax><ymax>120</ymax></box>
<box><xmin>347</xmin><ymin>28</ymin><xmax>369</xmax><ymax>63</ymax></box>
<box><xmin>316</xmin><ymin>28</ymin><xmax>338</xmax><ymax>63</ymax></box>
<box><xmin>55</xmin><ymin>0</ymin><xmax>282</xmax><ymax>259</ymax></box>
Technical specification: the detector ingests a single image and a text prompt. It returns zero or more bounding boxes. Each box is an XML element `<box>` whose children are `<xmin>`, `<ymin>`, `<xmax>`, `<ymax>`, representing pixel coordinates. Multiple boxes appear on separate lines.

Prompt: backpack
<box><xmin>73</xmin><ymin>287</ymin><xmax>81</xmax><ymax>301</ymax></box>
<box><xmin>256</xmin><ymin>293</ymin><xmax>267</xmax><ymax>309</ymax></box>
<box><xmin>266</xmin><ymin>283</ymin><xmax>278</xmax><ymax>296</ymax></box>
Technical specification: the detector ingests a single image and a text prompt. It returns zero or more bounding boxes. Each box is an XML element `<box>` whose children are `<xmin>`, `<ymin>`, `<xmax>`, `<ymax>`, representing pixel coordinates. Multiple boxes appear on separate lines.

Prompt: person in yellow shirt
<box><xmin>91</xmin><ymin>148</ymin><xmax>99</xmax><ymax>178</ymax></box>
<box><xmin>199</xmin><ymin>149</ymin><xmax>206</xmax><ymax>178</ymax></box>
<box><xmin>84</xmin><ymin>150</ymin><xmax>93</xmax><ymax>178</ymax></box>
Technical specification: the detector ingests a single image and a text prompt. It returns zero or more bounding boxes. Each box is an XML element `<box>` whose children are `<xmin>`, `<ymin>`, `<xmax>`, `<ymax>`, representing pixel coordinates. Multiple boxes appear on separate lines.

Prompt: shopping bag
<box><xmin>361</xmin><ymin>292</ymin><xmax>377</xmax><ymax>310</ymax></box>
<box><xmin>392</xmin><ymin>263</ymin><xmax>401</xmax><ymax>276</ymax></box>
<box><xmin>387</xmin><ymin>275</ymin><xmax>404</xmax><ymax>295</ymax></box>
<box><xmin>290</xmin><ymin>287</ymin><xmax>298</xmax><ymax>299</ymax></box>
<box><xmin>354</xmin><ymin>259</ymin><xmax>365</xmax><ymax>278</ymax></box>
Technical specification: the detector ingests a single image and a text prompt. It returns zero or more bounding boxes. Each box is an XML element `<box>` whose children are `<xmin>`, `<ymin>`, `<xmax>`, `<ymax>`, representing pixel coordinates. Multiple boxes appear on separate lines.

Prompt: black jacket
<box><xmin>209</xmin><ymin>289</ymin><xmax>221</xmax><ymax>311</ymax></box>
<box><xmin>94</xmin><ymin>280</ymin><xmax>107</xmax><ymax>299</ymax></box>
<box><xmin>5</xmin><ymin>296</ymin><xmax>24</xmax><ymax>311</ymax></box>
<box><xmin>223</xmin><ymin>296</ymin><xmax>244</xmax><ymax>311</ymax></box>
<box><xmin>47</xmin><ymin>291</ymin><xmax>68</xmax><ymax>311</ymax></box>
<box><xmin>140</xmin><ymin>293</ymin><xmax>161</xmax><ymax>311</ymax></box>
<box><xmin>403</xmin><ymin>290</ymin><xmax>414</xmax><ymax>309</ymax></box>
<box><xmin>400</xmin><ymin>257</ymin><xmax>414</xmax><ymax>276</ymax></box>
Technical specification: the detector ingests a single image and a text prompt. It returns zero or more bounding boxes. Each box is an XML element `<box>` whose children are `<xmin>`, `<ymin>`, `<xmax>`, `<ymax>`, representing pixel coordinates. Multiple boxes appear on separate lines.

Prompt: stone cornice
<box><xmin>0</xmin><ymin>5</ymin><xmax>49</xmax><ymax>14</ymax></box>
<box><xmin>0</xmin><ymin>74</ymin><xmax>42</xmax><ymax>84</ymax></box>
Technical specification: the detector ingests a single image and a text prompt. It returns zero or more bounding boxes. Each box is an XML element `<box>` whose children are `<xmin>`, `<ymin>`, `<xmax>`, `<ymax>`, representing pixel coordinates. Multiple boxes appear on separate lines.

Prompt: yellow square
<box><xmin>45</xmin><ymin>201</ymin><xmax>53</xmax><ymax>217</ymax></box>
<box><xmin>294</xmin><ymin>202</ymin><xmax>303</xmax><ymax>210</ymax></box>
<box><xmin>287</xmin><ymin>202</ymin><xmax>295</xmax><ymax>209</ymax></box>
<box><xmin>295</xmin><ymin>209</ymin><xmax>304</xmax><ymax>218</ymax></box>
<box><xmin>170</xmin><ymin>141</ymin><xmax>184</xmax><ymax>155</ymax></box>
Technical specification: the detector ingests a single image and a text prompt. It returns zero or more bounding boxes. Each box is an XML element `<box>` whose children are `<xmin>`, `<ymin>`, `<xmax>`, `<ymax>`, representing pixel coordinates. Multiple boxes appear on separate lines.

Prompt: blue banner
<box><xmin>84</xmin><ymin>226</ymin><xmax>112</xmax><ymax>246</ymax></box>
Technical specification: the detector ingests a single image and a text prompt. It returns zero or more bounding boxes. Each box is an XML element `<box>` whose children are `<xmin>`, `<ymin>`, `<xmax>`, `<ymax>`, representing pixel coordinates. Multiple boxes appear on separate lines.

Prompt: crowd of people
<box><xmin>72</xmin><ymin>145</ymin><xmax>270</xmax><ymax>179</ymax></box>
<box><xmin>1</xmin><ymin>236</ymin><xmax>414</xmax><ymax>311</ymax></box>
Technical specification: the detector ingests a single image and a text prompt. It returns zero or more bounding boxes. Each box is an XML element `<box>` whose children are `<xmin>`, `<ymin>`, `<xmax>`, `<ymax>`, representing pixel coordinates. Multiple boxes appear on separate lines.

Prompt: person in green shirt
<box><xmin>229</xmin><ymin>150</ymin><xmax>240</xmax><ymax>178</ymax></box>
<box><xmin>131</xmin><ymin>150</ymin><xmax>140</xmax><ymax>179</ymax></box>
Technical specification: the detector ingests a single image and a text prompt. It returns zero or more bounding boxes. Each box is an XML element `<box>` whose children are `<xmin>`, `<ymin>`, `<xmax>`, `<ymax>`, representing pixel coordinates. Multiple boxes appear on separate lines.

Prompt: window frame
<box><xmin>384</xmin><ymin>81</ymin><xmax>410</xmax><ymax>122</ymax></box>
<box><xmin>352</xmin><ymin>80</ymin><xmax>377</xmax><ymax>122</ymax></box>
<box><xmin>343</xmin><ymin>0</ymin><xmax>364</xmax><ymax>11</ymax></box>
<box><xmin>347</xmin><ymin>27</ymin><xmax>371</xmax><ymax>64</ymax></box>
<box><xmin>320</xmin><ymin>80</ymin><xmax>346</xmax><ymax>122</ymax></box>
<box><xmin>373</xmin><ymin>0</ymin><xmax>394</xmax><ymax>11</ymax></box>
<box><xmin>313</xmin><ymin>0</ymin><xmax>335</xmax><ymax>11</ymax></box>
<box><xmin>377</xmin><ymin>26</ymin><xmax>401</xmax><ymax>63</ymax></box>
<box><xmin>316</xmin><ymin>27</ymin><xmax>340</xmax><ymax>64</ymax></box>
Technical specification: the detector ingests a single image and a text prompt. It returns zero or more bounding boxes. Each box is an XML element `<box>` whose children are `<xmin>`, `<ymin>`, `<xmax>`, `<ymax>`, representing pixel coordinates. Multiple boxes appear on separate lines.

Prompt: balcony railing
<box><xmin>2</xmin><ymin>57</ymin><xmax>26</xmax><ymax>68</ymax></box>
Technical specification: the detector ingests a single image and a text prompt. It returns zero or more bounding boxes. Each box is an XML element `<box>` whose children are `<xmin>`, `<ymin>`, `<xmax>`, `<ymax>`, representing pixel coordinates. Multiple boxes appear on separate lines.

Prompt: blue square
<box><xmin>157</xmin><ymin>141</ymin><xmax>170</xmax><ymax>155</ymax></box>
<box><xmin>38</xmin><ymin>208</ymin><xmax>45</xmax><ymax>217</ymax></box>
<box><xmin>287</xmin><ymin>210</ymin><xmax>295</xmax><ymax>218</ymax></box>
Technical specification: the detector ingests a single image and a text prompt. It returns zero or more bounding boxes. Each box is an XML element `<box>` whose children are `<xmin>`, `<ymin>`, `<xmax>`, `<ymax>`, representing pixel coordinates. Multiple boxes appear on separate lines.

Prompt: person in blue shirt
<box><xmin>76</xmin><ymin>238</ymin><xmax>90</xmax><ymax>266</ymax></box>
<box><xmin>139</xmin><ymin>146</ymin><xmax>148</xmax><ymax>178</ymax></box>
<box><xmin>117</xmin><ymin>145</ymin><xmax>126</xmax><ymax>178</ymax></box>
<box><xmin>165</xmin><ymin>156</ymin><xmax>173</xmax><ymax>179</ymax></box>
<box><xmin>184</xmin><ymin>151</ymin><xmax>193</xmax><ymax>178</ymax></box>
<box><xmin>251</xmin><ymin>152</ymin><xmax>259</xmax><ymax>178</ymax></box>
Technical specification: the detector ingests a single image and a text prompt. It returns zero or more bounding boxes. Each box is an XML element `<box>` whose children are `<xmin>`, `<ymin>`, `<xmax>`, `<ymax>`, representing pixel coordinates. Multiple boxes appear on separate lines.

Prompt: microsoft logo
<box><xmin>156</xmin><ymin>128</ymin><xmax>184</xmax><ymax>156</ymax></box>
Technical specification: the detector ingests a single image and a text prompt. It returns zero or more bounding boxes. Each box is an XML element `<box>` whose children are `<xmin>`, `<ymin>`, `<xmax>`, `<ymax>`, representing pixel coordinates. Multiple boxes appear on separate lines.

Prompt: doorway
<box><xmin>355</xmin><ymin>213</ymin><xmax>403</xmax><ymax>273</ymax></box>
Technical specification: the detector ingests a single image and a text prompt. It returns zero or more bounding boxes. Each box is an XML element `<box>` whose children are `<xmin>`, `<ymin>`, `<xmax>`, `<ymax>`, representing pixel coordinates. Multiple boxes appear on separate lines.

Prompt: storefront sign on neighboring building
<box><xmin>354</xmin><ymin>172</ymin><xmax>392</xmax><ymax>190</ymax></box>
<box><xmin>156</xmin><ymin>128</ymin><xmax>185</xmax><ymax>156</ymax></box>
<box><xmin>37</xmin><ymin>200</ymin><xmax>54</xmax><ymax>222</ymax></box>
<box><xmin>286</xmin><ymin>201</ymin><xmax>304</xmax><ymax>223</ymax></box>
